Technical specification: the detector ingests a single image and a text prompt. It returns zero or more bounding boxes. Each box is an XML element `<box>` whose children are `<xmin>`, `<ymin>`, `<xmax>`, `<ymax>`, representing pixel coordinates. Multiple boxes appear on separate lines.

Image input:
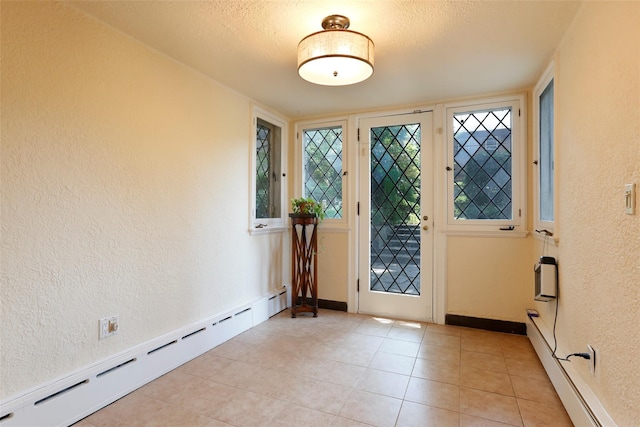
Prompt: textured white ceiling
<box><xmin>68</xmin><ymin>1</ymin><xmax>581</xmax><ymax>118</ymax></box>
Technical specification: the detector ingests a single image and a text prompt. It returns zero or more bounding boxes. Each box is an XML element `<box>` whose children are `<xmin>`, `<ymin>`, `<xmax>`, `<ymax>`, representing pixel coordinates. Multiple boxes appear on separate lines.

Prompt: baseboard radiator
<box><xmin>0</xmin><ymin>286</ymin><xmax>290</xmax><ymax>427</ymax></box>
<box><xmin>526</xmin><ymin>314</ymin><xmax>616</xmax><ymax>427</ymax></box>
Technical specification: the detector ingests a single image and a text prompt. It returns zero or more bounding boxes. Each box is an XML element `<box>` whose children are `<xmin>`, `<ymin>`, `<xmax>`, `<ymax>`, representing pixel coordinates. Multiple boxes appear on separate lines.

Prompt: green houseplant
<box><xmin>290</xmin><ymin>197</ymin><xmax>324</xmax><ymax>222</ymax></box>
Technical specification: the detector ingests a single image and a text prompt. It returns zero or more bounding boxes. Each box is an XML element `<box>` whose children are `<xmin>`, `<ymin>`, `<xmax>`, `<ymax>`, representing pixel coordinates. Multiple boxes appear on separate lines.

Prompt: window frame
<box><xmin>444</xmin><ymin>95</ymin><xmax>527</xmax><ymax>234</ymax></box>
<box><xmin>294</xmin><ymin>118</ymin><xmax>349</xmax><ymax>228</ymax></box>
<box><xmin>533</xmin><ymin>62</ymin><xmax>556</xmax><ymax>238</ymax></box>
<box><xmin>249</xmin><ymin>105</ymin><xmax>288</xmax><ymax>235</ymax></box>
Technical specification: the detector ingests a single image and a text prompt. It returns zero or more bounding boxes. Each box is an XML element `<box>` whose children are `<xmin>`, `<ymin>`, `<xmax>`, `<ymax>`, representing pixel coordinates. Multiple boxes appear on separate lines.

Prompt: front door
<box><xmin>357</xmin><ymin>112</ymin><xmax>434</xmax><ymax>321</ymax></box>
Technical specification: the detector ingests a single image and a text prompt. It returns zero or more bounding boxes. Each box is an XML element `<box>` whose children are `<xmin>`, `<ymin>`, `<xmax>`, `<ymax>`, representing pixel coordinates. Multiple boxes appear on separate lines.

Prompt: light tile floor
<box><xmin>75</xmin><ymin>309</ymin><xmax>573</xmax><ymax>427</ymax></box>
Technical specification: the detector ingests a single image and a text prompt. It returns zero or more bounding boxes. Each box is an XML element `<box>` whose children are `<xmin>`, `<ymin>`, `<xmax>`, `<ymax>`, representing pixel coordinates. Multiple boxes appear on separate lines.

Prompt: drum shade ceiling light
<box><xmin>297</xmin><ymin>15</ymin><xmax>374</xmax><ymax>86</ymax></box>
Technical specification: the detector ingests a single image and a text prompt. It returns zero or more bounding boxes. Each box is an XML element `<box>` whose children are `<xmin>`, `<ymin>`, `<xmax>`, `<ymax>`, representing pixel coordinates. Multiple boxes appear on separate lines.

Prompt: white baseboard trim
<box><xmin>0</xmin><ymin>286</ymin><xmax>290</xmax><ymax>427</ymax></box>
<box><xmin>526</xmin><ymin>314</ymin><xmax>616</xmax><ymax>427</ymax></box>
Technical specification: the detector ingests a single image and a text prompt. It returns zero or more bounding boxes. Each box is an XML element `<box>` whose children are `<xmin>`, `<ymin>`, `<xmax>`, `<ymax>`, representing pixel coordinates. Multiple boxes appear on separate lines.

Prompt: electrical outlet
<box><xmin>587</xmin><ymin>344</ymin><xmax>596</xmax><ymax>375</ymax></box>
<box><xmin>99</xmin><ymin>316</ymin><xmax>119</xmax><ymax>340</ymax></box>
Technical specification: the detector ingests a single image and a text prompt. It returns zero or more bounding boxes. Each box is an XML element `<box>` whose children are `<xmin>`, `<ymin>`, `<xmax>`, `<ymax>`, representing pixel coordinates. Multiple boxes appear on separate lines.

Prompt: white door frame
<box><xmin>346</xmin><ymin>107</ymin><xmax>447</xmax><ymax>325</ymax></box>
<box><xmin>349</xmin><ymin>109</ymin><xmax>444</xmax><ymax>323</ymax></box>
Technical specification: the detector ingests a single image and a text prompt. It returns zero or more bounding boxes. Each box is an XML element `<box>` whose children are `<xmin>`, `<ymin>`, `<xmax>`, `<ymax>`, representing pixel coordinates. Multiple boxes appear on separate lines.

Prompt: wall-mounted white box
<box><xmin>535</xmin><ymin>256</ymin><xmax>557</xmax><ymax>302</ymax></box>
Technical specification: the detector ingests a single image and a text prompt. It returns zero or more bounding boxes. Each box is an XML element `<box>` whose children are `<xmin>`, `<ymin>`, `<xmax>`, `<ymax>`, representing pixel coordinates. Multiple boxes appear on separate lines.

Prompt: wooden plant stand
<box><xmin>289</xmin><ymin>214</ymin><xmax>318</xmax><ymax>318</ymax></box>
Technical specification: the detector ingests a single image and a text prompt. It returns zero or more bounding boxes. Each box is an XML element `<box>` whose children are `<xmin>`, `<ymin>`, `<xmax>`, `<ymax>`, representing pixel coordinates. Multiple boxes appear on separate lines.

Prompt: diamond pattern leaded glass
<box><xmin>453</xmin><ymin>109</ymin><xmax>513</xmax><ymax>220</ymax></box>
<box><xmin>255</xmin><ymin>122</ymin><xmax>271</xmax><ymax>218</ymax></box>
<box><xmin>370</xmin><ymin>124</ymin><xmax>421</xmax><ymax>295</ymax></box>
<box><xmin>303</xmin><ymin>127</ymin><xmax>343</xmax><ymax>219</ymax></box>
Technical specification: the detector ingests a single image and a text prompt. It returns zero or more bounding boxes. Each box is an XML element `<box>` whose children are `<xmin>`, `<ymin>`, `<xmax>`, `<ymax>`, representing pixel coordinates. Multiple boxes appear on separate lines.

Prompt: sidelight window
<box><xmin>446</xmin><ymin>97</ymin><xmax>526</xmax><ymax>232</ymax></box>
<box><xmin>534</xmin><ymin>63</ymin><xmax>555</xmax><ymax>236</ymax></box>
<box><xmin>297</xmin><ymin>120</ymin><xmax>347</xmax><ymax>223</ymax></box>
<box><xmin>250</xmin><ymin>106</ymin><xmax>287</xmax><ymax>233</ymax></box>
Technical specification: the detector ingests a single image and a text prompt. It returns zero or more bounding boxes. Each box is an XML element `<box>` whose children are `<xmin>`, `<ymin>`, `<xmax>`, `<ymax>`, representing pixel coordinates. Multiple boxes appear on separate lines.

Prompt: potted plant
<box><xmin>290</xmin><ymin>197</ymin><xmax>324</xmax><ymax>222</ymax></box>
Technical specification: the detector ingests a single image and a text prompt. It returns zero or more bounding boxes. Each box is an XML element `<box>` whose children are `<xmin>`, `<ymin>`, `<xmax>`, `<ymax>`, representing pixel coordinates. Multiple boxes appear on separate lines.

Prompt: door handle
<box><xmin>422</xmin><ymin>225</ymin><xmax>429</xmax><ymax>231</ymax></box>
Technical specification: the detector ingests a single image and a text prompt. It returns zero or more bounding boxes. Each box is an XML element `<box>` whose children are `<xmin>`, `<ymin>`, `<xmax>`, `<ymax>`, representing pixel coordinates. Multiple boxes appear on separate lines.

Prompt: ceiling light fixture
<box><xmin>297</xmin><ymin>15</ymin><xmax>374</xmax><ymax>86</ymax></box>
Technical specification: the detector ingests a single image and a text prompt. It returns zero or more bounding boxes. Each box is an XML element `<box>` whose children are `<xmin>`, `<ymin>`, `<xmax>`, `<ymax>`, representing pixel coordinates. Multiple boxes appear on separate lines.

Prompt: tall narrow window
<box><xmin>251</xmin><ymin>107</ymin><xmax>287</xmax><ymax>232</ymax></box>
<box><xmin>446</xmin><ymin>97</ymin><xmax>525</xmax><ymax>231</ymax></box>
<box><xmin>255</xmin><ymin>118</ymin><xmax>281</xmax><ymax>219</ymax></box>
<box><xmin>301</xmin><ymin>123</ymin><xmax>344</xmax><ymax>219</ymax></box>
<box><xmin>534</xmin><ymin>63</ymin><xmax>555</xmax><ymax>235</ymax></box>
<box><xmin>539</xmin><ymin>80</ymin><xmax>554</xmax><ymax>222</ymax></box>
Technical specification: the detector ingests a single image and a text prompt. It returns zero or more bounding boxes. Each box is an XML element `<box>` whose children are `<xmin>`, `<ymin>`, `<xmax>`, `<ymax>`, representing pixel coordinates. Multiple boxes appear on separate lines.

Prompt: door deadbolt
<box><xmin>423</xmin><ymin>215</ymin><xmax>429</xmax><ymax>221</ymax></box>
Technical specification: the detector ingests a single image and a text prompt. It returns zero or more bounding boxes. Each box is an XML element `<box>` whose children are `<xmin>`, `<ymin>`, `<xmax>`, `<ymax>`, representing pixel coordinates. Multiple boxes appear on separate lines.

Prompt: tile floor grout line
<box><xmin>76</xmin><ymin>309</ymin><xmax>571</xmax><ymax>427</ymax></box>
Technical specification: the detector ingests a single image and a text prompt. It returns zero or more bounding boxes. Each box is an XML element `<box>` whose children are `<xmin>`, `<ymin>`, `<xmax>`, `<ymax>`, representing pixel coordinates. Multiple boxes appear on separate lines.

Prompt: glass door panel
<box><xmin>358</xmin><ymin>112</ymin><xmax>434</xmax><ymax>321</ymax></box>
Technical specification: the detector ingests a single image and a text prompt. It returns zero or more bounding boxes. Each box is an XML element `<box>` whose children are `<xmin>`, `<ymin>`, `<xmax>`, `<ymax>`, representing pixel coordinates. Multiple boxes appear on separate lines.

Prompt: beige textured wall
<box><xmin>447</xmin><ymin>236</ymin><xmax>533</xmax><ymax>322</ymax></box>
<box><xmin>1</xmin><ymin>2</ymin><xmax>284</xmax><ymax>399</ymax></box>
<box><xmin>533</xmin><ymin>2</ymin><xmax>640</xmax><ymax>424</ymax></box>
<box><xmin>316</xmin><ymin>231</ymin><xmax>350</xmax><ymax>303</ymax></box>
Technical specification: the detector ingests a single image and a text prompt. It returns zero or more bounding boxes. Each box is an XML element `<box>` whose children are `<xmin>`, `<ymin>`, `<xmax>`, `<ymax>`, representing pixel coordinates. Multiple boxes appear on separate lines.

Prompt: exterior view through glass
<box><xmin>370</xmin><ymin>124</ymin><xmax>421</xmax><ymax>295</ymax></box>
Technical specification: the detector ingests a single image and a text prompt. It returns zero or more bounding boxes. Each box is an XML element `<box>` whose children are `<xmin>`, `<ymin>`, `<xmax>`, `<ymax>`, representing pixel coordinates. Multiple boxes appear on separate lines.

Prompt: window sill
<box><xmin>249</xmin><ymin>225</ymin><xmax>287</xmax><ymax>236</ymax></box>
<box><xmin>533</xmin><ymin>230</ymin><xmax>558</xmax><ymax>245</ymax></box>
<box><xmin>442</xmin><ymin>229</ymin><xmax>529</xmax><ymax>238</ymax></box>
